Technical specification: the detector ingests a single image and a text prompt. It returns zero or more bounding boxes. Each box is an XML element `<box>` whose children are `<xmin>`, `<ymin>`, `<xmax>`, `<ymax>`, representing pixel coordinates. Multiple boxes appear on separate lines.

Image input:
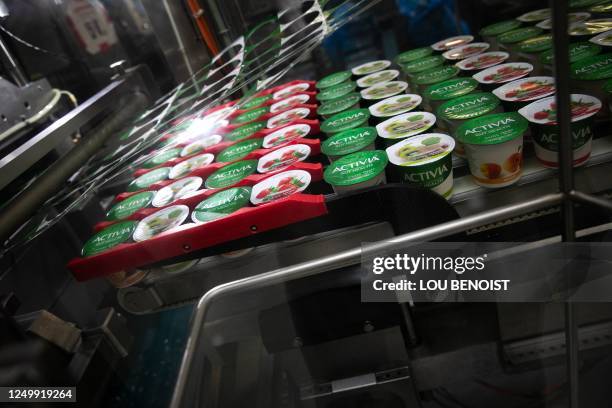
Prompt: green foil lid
<box><xmin>424</xmin><ymin>78</ymin><xmax>479</xmax><ymax>101</ymax></box>
<box><xmin>437</xmin><ymin>92</ymin><xmax>501</xmax><ymax>121</ymax></box>
<box><xmin>216</xmin><ymin>138</ymin><xmax>263</xmax><ymax>163</ymax></box>
<box><xmin>127</xmin><ymin>167</ymin><xmax>170</xmax><ymax>192</ymax></box>
<box><xmin>82</xmin><ymin>221</ymin><xmax>137</xmax><ymax>257</ymax></box>
<box><xmin>106</xmin><ymin>191</ymin><xmax>154</xmax><ymax>221</ymax></box>
<box><xmin>498</xmin><ymin>27</ymin><xmax>543</xmax><ymax>44</ymax></box>
<box><xmin>226</xmin><ymin>121</ymin><xmax>266</xmax><ymax>141</ymax></box>
<box><xmin>321</xmin><ymin>109</ymin><xmax>370</xmax><ymax>134</ymax></box>
<box><xmin>231</xmin><ymin>106</ymin><xmax>269</xmax><ymax>125</ymax></box>
<box><xmin>401</xmin><ymin>55</ymin><xmax>444</xmax><ymax>74</ymax></box>
<box><xmin>317</xmin><ymin>81</ymin><xmax>357</xmax><ymax>101</ymax></box>
<box><xmin>396</xmin><ymin>47</ymin><xmax>433</xmax><ymax>65</ymax></box>
<box><xmin>321</xmin><ymin>127</ymin><xmax>377</xmax><ymax>156</ymax></box>
<box><xmin>317</xmin><ymin>93</ymin><xmax>361</xmax><ymax>116</ymax></box>
<box><xmin>516</xmin><ymin>34</ymin><xmax>553</xmax><ymax>53</ymax></box>
<box><xmin>205</xmin><ymin>160</ymin><xmax>257</xmax><ymax>189</ymax></box>
<box><xmin>456</xmin><ymin>112</ymin><xmax>528</xmax><ymax>145</ymax></box>
<box><xmin>540</xmin><ymin>42</ymin><xmax>601</xmax><ymax>65</ymax></box>
<box><xmin>570</xmin><ymin>52</ymin><xmax>612</xmax><ymax>80</ymax></box>
<box><xmin>323</xmin><ymin>150</ymin><xmax>388</xmax><ymax>186</ymax></box>
<box><xmin>192</xmin><ymin>187</ymin><xmax>252</xmax><ymax>222</ymax></box>
<box><xmin>141</xmin><ymin>148</ymin><xmax>181</xmax><ymax>169</ymax></box>
<box><xmin>317</xmin><ymin>71</ymin><xmax>352</xmax><ymax>89</ymax></box>
<box><xmin>241</xmin><ymin>94</ymin><xmax>273</xmax><ymax>110</ymax></box>
<box><xmin>571</xmin><ymin>0</ymin><xmax>609</xmax><ymax>8</ymax></box>
<box><xmin>480</xmin><ymin>20</ymin><xmax>522</xmax><ymax>37</ymax></box>
<box><xmin>414</xmin><ymin>65</ymin><xmax>459</xmax><ymax>86</ymax></box>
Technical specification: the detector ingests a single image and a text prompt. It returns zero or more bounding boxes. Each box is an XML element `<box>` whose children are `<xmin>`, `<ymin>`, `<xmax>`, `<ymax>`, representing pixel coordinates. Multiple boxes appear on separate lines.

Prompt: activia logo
<box><xmin>92</xmin><ymin>224</ymin><xmax>133</xmax><ymax>244</ymax></box>
<box><xmin>202</xmin><ymin>190</ymin><xmax>248</xmax><ymax>209</ymax></box>
<box><xmin>431</xmin><ymin>80</ymin><xmax>470</xmax><ymax>95</ymax></box>
<box><xmin>215</xmin><ymin>164</ymin><xmax>252</xmax><ymax>180</ymax></box>
<box><xmin>445</xmin><ymin>96</ymin><xmax>490</xmax><ymax>113</ymax></box>
<box><xmin>117</xmin><ymin>195</ymin><xmax>149</xmax><ymax>210</ymax></box>
<box><xmin>540</xmin><ymin>126</ymin><xmax>592</xmax><ymax>144</ymax></box>
<box><xmin>329</xmin><ymin>111</ymin><xmax>365</xmax><ymax>126</ymax></box>
<box><xmin>465</xmin><ymin>117</ymin><xmax>515</xmax><ymax>134</ymax></box>
<box><xmin>406</xmin><ymin>164</ymin><xmax>449</xmax><ymax>182</ymax></box>
<box><xmin>329</xmin><ymin>130</ymin><xmax>371</xmax><ymax>147</ymax></box>
<box><xmin>574</xmin><ymin>56</ymin><xmax>612</xmax><ymax>74</ymax></box>
<box><xmin>332</xmin><ymin>155</ymin><xmax>381</xmax><ymax>173</ymax></box>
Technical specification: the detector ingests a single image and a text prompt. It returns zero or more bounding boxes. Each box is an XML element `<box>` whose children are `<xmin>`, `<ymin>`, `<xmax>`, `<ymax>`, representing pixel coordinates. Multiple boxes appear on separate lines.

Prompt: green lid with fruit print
<box><xmin>205</xmin><ymin>159</ymin><xmax>258</xmax><ymax>189</ymax></box>
<box><xmin>226</xmin><ymin>121</ymin><xmax>266</xmax><ymax>141</ymax></box>
<box><xmin>498</xmin><ymin>27</ymin><xmax>543</xmax><ymax>44</ymax></box>
<box><xmin>141</xmin><ymin>148</ymin><xmax>181</xmax><ymax>169</ymax></box>
<box><xmin>317</xmin><ymin>71</ymin><xmax>352</xmax><ymax>89</ymax></box>
<box><xmin>480</xmin><ymin>20</ymin><xmax>522</xmax><ymax>37</ymax></box>
<box><xmin>241</xmin><ymin>94</ymin><xmax>273</xmax><ymax>110</ymax></box>
<box><xmin>216</xmin><ymin>138</ymin><xmax>263</xmax><ymax>162</ymax></box>
<box><xmin>231</xmin><ymin>106</ymin><xmax>269</xmax><ymax>125</ymax></box>
<box><xmin>324</xmin><ymin>150</ymin><xmax>388</xmax><ymax>186</ymax></box>
<box><xmin>321</xmin><ymin>127</ymin><xmax>377</xmax><ymax>156</ymax></box>
<box><xmin>540</xmin><ymin>42</ymin><xmax>601</xmax><ymax>65</ymax></box>
<box><xmin>401</xmin><ymin>55</ymin><xmax>444</xmax><ymax>74</ymax></box>
<box><xmin>317</xmin><ymin>81</ymin><xmax>357</xmax><ymax>101</ymax></box>
<box><xmin>106</xmin><ymin>191</ymin><xmax>154</xmax><ymax>221</ymax></box>
<box><xmin>570</xmin><ymin>53</ymin><xmax>612</xmax><ymax>80</ymax></box>
<box><xmin>396</xmin><ymin>47</ymin><xmax>434</xmax><ymax>65</ymax></box>
<box><xmin>571</xmin><ymin>0</ymin><xmax>609</xmax><ymax>8</ymax></box>
<box><xmin>321</xmin><ymin>109</ymin><xmax>370</xmax><ymax>134</ymax></box>
<box><xmin>424</xmin><ymin>78</ymin><xmax>479</xmax><ymax>101</ymax></box>
<box><xmin>414</xmin><ymin>65</ymin><xmax>459</xmax><ymax>86</ymax></box>
<box><xmin>456</xmin><ymin>112</ymin><xmax>528</xmax><ymax>145</ymax></box>
<box><xmin>192</xmin><ymin>186</ymin><xmax>252</xmax><ymax>223</ymax></box>
<box><xmin>317</xmin><ymin>93</ymin><xmax>361</xmax><ymax>116</ymax></box>
<box><xmin>437</xmin><ymin>92</ymin><xmax>501</xmax><ymax>121</ymax></box>
<box><xmin>127</xmin><ymin>167</ymin><xmax>170</xmax><ymax>192</ymax></box>
<box><xmin>516</xmin><ymin>34</ymin><xmax>553</xmax><ymax>54</ymax></box>
<box><xmin>82</xmin><ymin>221</ymin><xmax>138</xmax><ymax>257</ymax></box>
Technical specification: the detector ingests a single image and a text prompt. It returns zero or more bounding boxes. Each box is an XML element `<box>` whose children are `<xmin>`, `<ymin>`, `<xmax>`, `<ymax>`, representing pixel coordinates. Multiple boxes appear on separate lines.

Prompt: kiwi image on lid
<box><xmin>169</xmin><ymin>153</ymin><xmax>215</xmax><ymax>179</ymax></box>
<box><xmin>360</xmin><ymin>81</ymin><xmax>409</xmax><ymax>101</ymax></box>
<box><xmin>368</xmin><ymin>94</ymin><xmax>422</xmax><ymax>119</ymax></box>
<box><xmin>351</xmin><ymin>60</ymin><xmax>392</xmax><ymax>76</ymax></box>
<box><xmin>356</xmin><ymin>70</ymin><xmax>400</xmax><ymax>88</ymax></box>
<box><xmin>133</xmin><ymin>205</ymin><xmax>190</xmax><ymax>242</ymax></box>
<box><xmin>376</xmin><ymin>112</ymin><xmax>437</xmax><ymax>147</ymax></box>
<box><xmin>151</xmin><ymin>177</ymin><xmax>203</xmax><ymax>207</ymax></box>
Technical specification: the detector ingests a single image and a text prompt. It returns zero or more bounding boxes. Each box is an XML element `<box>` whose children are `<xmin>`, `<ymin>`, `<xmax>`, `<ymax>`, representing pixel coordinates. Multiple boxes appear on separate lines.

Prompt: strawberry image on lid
<box><xmin>257</xmin><ymin>144</ymin><xmax>311</xmax><ymax>174</ymax></box>
<box><xmin>262</xmin><ymin>124</ymin><xmax>311</xmax><ymax>149</ymax></box>
<box><xmin>250</xmin><ymin>170</ymin><xmax>311</xmax><ymax>205</ymax></box>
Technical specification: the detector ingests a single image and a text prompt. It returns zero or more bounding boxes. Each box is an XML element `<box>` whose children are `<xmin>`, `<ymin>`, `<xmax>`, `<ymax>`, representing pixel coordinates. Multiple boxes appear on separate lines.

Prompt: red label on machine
<box><xmin>66</xmin><ymin>0</ymin><xmax>118</xmax><ymax>55</ymax></box>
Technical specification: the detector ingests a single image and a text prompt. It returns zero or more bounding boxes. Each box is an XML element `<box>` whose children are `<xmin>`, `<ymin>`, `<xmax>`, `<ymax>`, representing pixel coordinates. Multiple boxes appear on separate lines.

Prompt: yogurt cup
<box><xmin>360</xmin><ymin>81</ymin><xmax>409</xmax><ymax>102</ymax></box>
<box><xmin>356</xmin><ymin>69</ymin><xmax>401</xmax><ymax>88</ymax></box>
<box><xmin>605</xmin><ymin>79</ymin><xmax>612</xmax><ymax>113</ymax></box>
<box><xmin>442</xmin><ymin>42</ymin><xmax>490</xmax><ymax>61</ymax></box>
<box><xmin>226</xmin><ymin>121</ymin><xmax>266</xmax><ymax>142</ymax></box>
<box><xmin>351</xmin><ymin>60</ymin><xmax>392</xmax><ymax>76</ymax></box>
<box><xmin>323</xmin><ymin>150</ymin><xmax>388</xmax><ymax>194</ymax></box>
<box><xmin>536</xmin><ymin>12</ymin><xmax>591</xmax><ymax>30</ymax></box>
<box><xmin>368</xmin><ymin>94</ymin><xmax>422</xmax><ymax>120</ymax></box>
<box><xmin>317</xmin><ymin>81</ymin><xmax>357</xmax><ymax>102</ymax></box>
<box><xmin>133</xmin><ymin>205</ymin><xmax>190</xmax><ymax>242</ymax></box>
<box><xmin>396</xmin><ymin>47</ymin><xmax>434</xmax><ymax>65</ymax></box>
<box><xmin>455</xmin><ymin>51</ymin><xmax>510</xmax><ymax>74</ymax></box>
<box><xmin>262</xmin><ymin>123</ymin><xmax>311</xmax><ymax>148</ymax></box>
<box><xmin>423</xmin><ymin>77</ymin><xmax>479</xmax><ymax>115</ymax></box>
<box><xmin>401</xmin><ymin>54</ymin><xmax>445</xmax><ymax>78</ymax></box>
<box><xmin>589</xmin><ymin>3</ymin><xmax>612</xmax><ymax>15</ymax></box>
<box><xmin>231</xmin><ymin>106</ymin><xmax>269</xmax><ymax>125</ymax></box>
<box><xmin>431</xmin><ymin>35</ymin><xmax>474</xmax><ymax>52</ymax></box>
<box><xmin>169</xmin><ymin>153</ymin><xmax>215</xmax><ymax>179</ymax></box>
<box><xmin>106</xmin><ymin>191</ymin><xmax>155</xmax><ymax>221</ymax></box>
<box><xmin>570</xmin><ymin>52</ymin><xmax>612</xmax><ymax>108</ymax></box>
<box><xmin>456</xmin><ymin>112</ymin><xmax>527</xmax><ymax>188</ymax></box>
<box><xmin>516</xmin><ymin>34</ymin><xmax>553</xmax><ymax>74</ymax></box>
<box><xmin>493</xmin><ymin>76</ymin><xmax>556</xmax><ymax>111</ymax></box>
<box><xmin>269</xmin><ymin>94</ymin><xmax>311</xmax><ymax>113</ymax></box>
<box><xmin>539</xmin><ymin>42</ymin><xmax>602</xmax><ymax>75</ymax></box>
<box><xmin>473</xmin><ymin>62</ymin><xmax>534</xmax><ymax>91</ymax></box>
<box><xmin>266</xmin><ymin>107</ymin><xmax>311</xmax><ymax>129</ymax></box>
<box><xmin>317</xmin><ymin>71</ymin><xmax>352</xmax><ymax>89</ymax></box>
<box><xmin>480</xmin><ymin>20</ymin><xmax>522</xmax><ymax>50</ymax></box>
<box><xmin>257</xmin><ymin>143</ymin><xmax>311</xmax><ymax>173</ymax></box>
<box><xmin>216</xmin><ymin>138</ymin><xmax>263</xmax><ymax>163</ymax></box>
<box><xmin>413</xmin><ymin>66</ymin><xmax>460</xmax><ymax>94</ymax></box>
<box><xmin>317</xmin><ymin>93</ymin><xmax>361</xmax><ymax>119</ymax></box>
<box><xmin>569</xmin><ymin>19</ymin><xmax>612</xmax><ymax>39</ymax></box>
<box><xmin>240</xmin><ymin>94</ymin><xmax>273</xmax><ymax>111</ymax></box>
<box><xmin>590</xmin><ymin>29</ymin><xmax>612</xmax><ymax>47</ymax></box>
<box><xmin>321</xmin><ymin>127</ymin><xmax>377</xmax><ymax>161</ymax></box>
<box><xmin>205</xmin><ymin>159</ymin><xmax>258</xmax><ymax>189</ymax></box>
<box><xmin>437</xmin><ymin>92</ymin><xmax>502</xmax><ymax>157</ymax></box>
<box><xmin>273</xmin><ymin>82</ymin><xmax>311</xmax><ymax>100</ymax></box>
<box><xmin>321</xmin><ymin>108</ymin><xmax>371</xmax><ymax>136</ymax></box>
<box><xmin>498</xmin><ymin>26</ymin><xmax>544</xmax><ymax>58</ymax></box>
<box><xmin>151</xmin><ymin>176</ymin><xmax>203</xmax><ymax>207</ymax></box>
<box><xmin>517</xmin><ymin>9</ymin><xmax>551</xmax><ymax>23</ymax></box>
<box><xmin>180</xmin><ymin>135</ymin><xmax>222</xmax><ymax>157</ymax></box>
<box><xmin>376</xmin><ymin>112</ymin><xmax>437</xmax><ymax>147</ymax></box>
<box><xmin>127</xmin><ymin>167</ymin><xmax>171</xmax><ymax>192</ymax></box>
<box><xmin>570</xmin><ymin>0</ymin><xmax>606</xmax><ymax>9</ymax></box>
<box><xmin>82</xmin><ymin>221</ymin><xmax>138</xmax><ymax>257</ymax></box>
<box><xmin>192</xmin><ymin>186</ymin><xmax>252</xmax><ymax>223</ymax></box>
<box><xmin>518</xmin><ymin>94</ymin><xmax>602</xmax><ymax>168</ymax></box>
<box><xmin>141</xmin><ymin>147</ymin><xmax>181</xmax><ymax>169</ymax></box>
<box><xmin>250</xmin><ymin>169</ymin><xmax>312</xmax><ymax>204</ymax></box>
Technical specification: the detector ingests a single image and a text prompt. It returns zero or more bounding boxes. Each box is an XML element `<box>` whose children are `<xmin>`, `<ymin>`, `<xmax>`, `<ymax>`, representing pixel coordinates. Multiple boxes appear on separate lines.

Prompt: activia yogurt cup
<box><xmin>437</xmin><ymin>92</ymin><xmax>502</xmax><ymax>157</ymax></box>
<box><xmin>151</xmin><ymin>176</ymin><xmax>203</xmax><ymax>207</ymax></box>
<box><xmin>317</xmin><ymin>81</ymin><xmax>357</xmax><ymax>102</ymax></box>
<box><xmin>231</xmin><ymin>106</ymin><xmax>269</xmax><ymax>125</ymax></box>
<box><xmin>590</xmin><ymin>29</ymin><xmax>612</xmax><ymax>47</ymax></box>
<box><xmin>376</xmin><ymin>112</ymin><xmax>437</xmax><ymax>146</ymax></box>
<box><xmin>351</xmin><ymin>60</ymin><xmax>392</xmax><ymax>76</ymax></box>
<box><xmin>413</xmin><ymin>66</ymin><xmax>460</xmax><ymax>94</ymax></box>
<box><xmin>456</xmin><ymin>51</ymin><xmax>510</xmax><ymax>73</ymax></box>
<box><xmin>141</xmin><ymin>147</ymin><xmax>181</xmax><ymax>169</ymax></box>
<box><xmin>569</xmin><ymin>19</ymin><xmax>612</xmax><ymax>39</ymax></box>
<box><xmin>570</xmin><ymin>52</ymin><xmax>612</xmax><ymax>106</ymax></box>
<box><xmin>423</xmin><ymin>77</ymin><xmax>479</xmax><ymax>114</ymax></box>
<box><xmin>241</xmin><ymin>94</ymin><xmax>273</xmax><ymax>111</ymax></box>
<box><xmin>257</xmin><ymin>143</ymin><xmax>311</xmax><ymax>173</ymax></box>
<box><xmin>225</xmin><ymin>121</ymin><xmax>266</xmax><ymax>142</ymax></box>
<box><xmin>456</xmin><ymin>112</ymin><xmax>527</xmax><ymax>188</ymax></box>
<box><xmin>539</xmin><ymin>42</ymin><xmax>602</xmax><ymax>75</ymax></box>
<box><xmin>132</xmin><ymin>205</ymin><xmax>190</xmax><ymax>242</ymax></box>
<box><xmin>262</xmin><ymin>123</ymin><xmax>311</xmax><ymax>148</ymax></box>
<box><xmin>493</xmin><ymin>76</ymin><xmax>556</xmax><ymax>111</ymax></box>
<box><xmin>518</xmin><ymin>94</ymin><xmax>602</xmax><ymax>167</ymax></box>
<box><xmin>473</xmin><ymin>62</ymin><xmax>534</xmax><ymax>90</ymax></box>
<box><xmin>273</xmin><ymin>82</ymin><xmax>311</xmax><ymax>100</ymax></box>
<box><xmin>266</xmin><ymin>107</ymin><xmax>311</xmax><ymax>129</ymax></box>
<box><xmin>169</xmin><ymin>153</ymin><xmax>215</xmax><ymax>179</ymax></box>
<box><xmin>269</xmin><ymin>94</ymin><xmax>311</xmax><ymax>113</ymax></box>
<box><xmin>401</xmin><ymin>54</ymin><xmax>445</xmax><ymax>77</ymax></box>
<box><xmin>323</xmin><ymin>150</ymin><xmax>388</xmax><ymax>194</ymax></box>
<box><xmin>360</xmin><ymin>81</ymin><xmax>409</xmax><ymax>102</ymax></box>
<box><xmin>356</xmin><ymin>69</ymin><xmax>400</xmax><ymax>88</ymax></box>
<box><xmin>498</xmin><ymin>26</ymin><xmax>544</xmax><ymax>58</ymax></box>
<box><xmin>317</xmin><ymin>71</ymin><xmax>352</xmax><ymax>89</ymax></box>
<box><xmin>191</xmin><ymin>186</ymin><xmax>252</xmax><ymax>223</ymax></box>
<box><xmin>396</xmin><ymin>47</ymin><xmax>434</xmax><ymax>65</ymax></box>
<box><xmin>127</xmin><ymin>167</ymin><xmax>171</xmax><ymax>192</ymax></box>
<box><xmin>431</xmin><ymin>35</ymin><xmax>474</xmax><ymax>52</ymax></box>
<box><xmin>479</xmin><ymin>20</ymin><xmax>522</xmax><ymax>50</ymax></box>
<box><xmin>536</xmin><ymin>12</ymin><xmax>591</xmax><ymax>30</ymax></box>
<box><xmin>385</xmin><ymin>133</ymin><xmax>455</xmax><ymax>198</ymax></box>
<box><xmin>106</xmin><ymin>191</ymin><xmax>155</xmax><ymax>221</ymax></box>
<box><xmin>442</xmin><ymin>42</ymin><xmax>490</xmax><ymax>61</ymax></box>
<box><xmin>216</xmin><ymin>138</ymin><xmax>263</xmax><ymax>163</ymax></box>
<box><xmin>317</xmin><ymin>93</ymin><xmax>361</xmax><ymax>118</ymax></box>
<box><xmin>205</xmin><ymin>159</ymin><xmax>258</xmax><ymax>189</ymax></box>
<box><xmin>250</xmin><ymin>169</ymin><xmax>312</xmax><ymax>204</ymax></box>
<box><xmin>368</xmin><ymin>94</ymin><xmax>422</xmax><ymax>120</ymax></box>
<box><xmin>82</xmin><ymin>221</ymin><xmax>138</xmax><ymax>257</ymax></box>
<box><xmin>516</xmin><ymin>34</ymin><xmax>553</xmax><ymax>73</ymax></box>
<box><xmin>321</xmin><ymin>127</ymin><xmax>377</xmax><ymax>161</ymax></box>
<box><xmin>180</xmin><ymin>135</ymin><xmax>222</xmax><ymax>157</ymax></box>
<box><xmin>570</xmin><ymin>0</ymin><xmax>606</xmax><ymax>9</ymax></box>
<box><xmin>321</xmin><ymin>108</ymin><xmax>371</xmax><ymax>135</ymax></box>
<box><xmin>517</xmin><ymin>8</ymin><xmax>551</xmax><ymax>23</ymax></box>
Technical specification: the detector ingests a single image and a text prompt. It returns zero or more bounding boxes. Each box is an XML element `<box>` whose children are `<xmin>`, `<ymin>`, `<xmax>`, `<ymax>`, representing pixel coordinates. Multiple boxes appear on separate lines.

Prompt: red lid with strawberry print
<box><xmin>493</xmin><ymin>76</ymin><xmax>556</xmax><ymax>102</ymax></box>
<box><xmin>442</xmin><ymin>42</ymin><xmax>490</xmax><ymax>61</ymax></box>
<box><xmin>262</xmin><ymin>124</ymin><xmax>311</xmax><ymax>149</ymax></box>
<box><xmin>270</xmin><ymin>94</ymin><xmax>311</xmax><ymax>113</ymax></box>
<box><xmin>518</xmin><ymin>94</ymin><xmax>602</xmax><ymax>125</ymax></box>
<box><xmin>456</xmin><ymin>52</ymin><xmax>510</xmax><ymax>71</ymax></box>
<box><xmin>431</xmin><ymin>35</ymin><xmax>474</xmax><ymax>52</ymax></box>
<box><xmin>257</xmin><ymin>144</ymin><xmax>311</xmax><ymax>173</ymax></box>
<box><xmin>473</xmin><ymin>62</ymin><xmax>533</xmax><ymax>85</ymax></box>
<box><xmin>273</xmin><ymin>83</ymin><xmax>311</xmax><ymax>100</ymax></box>
<box><xmin>250</xmin><ymin>170</ymin><xmax>312</xmax><ymax>205</ymax></box>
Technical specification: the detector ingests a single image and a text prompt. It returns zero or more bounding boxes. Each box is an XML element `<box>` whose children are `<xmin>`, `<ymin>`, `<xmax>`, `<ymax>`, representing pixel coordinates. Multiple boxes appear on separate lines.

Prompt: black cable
<box><xmin>0</xmin><ymin>23</ymin><xmax>71</xmax><ymax>61</ymax></box>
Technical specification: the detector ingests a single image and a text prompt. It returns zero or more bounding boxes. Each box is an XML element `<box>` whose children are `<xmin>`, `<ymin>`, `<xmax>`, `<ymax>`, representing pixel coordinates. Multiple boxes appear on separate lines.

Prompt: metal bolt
<box><xmin>183</xmin><ymin>244</ymin><xmax>191</xmax><ymax>251</ymax></box>
<box><xmin>250</xmin><ymin>225</ymin><xmax>257</xmax><ymax>231</ymax></box>
<box><xmin>363</xmin><ymin>321</ymin><xmax>374</xmax><ymax>332</ymax></box>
